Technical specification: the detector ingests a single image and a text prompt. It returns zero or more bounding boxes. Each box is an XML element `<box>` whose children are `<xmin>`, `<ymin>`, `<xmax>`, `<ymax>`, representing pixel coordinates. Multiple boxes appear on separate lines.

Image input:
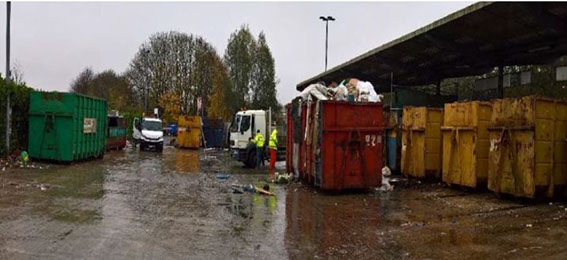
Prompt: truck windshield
<box><xmin>240</xmin><ymin>115</ymin><xmax>251</xmax><ymax>132</ymax></box>
<box><xmin>142</xmin><ymin>120</ymin><xmax>162</xmax><ymax>131</ymax></box>
<box><xmin>230</xmin><ymin>115</ymin><xmax>241</xmax><ymax>133</ymax></box>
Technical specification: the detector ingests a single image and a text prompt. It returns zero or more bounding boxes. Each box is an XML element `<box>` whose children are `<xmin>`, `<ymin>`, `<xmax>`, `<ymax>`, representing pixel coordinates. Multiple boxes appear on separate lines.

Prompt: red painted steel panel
<box><xmin>294</xmin><ymin>101</ymin><xmax>384</xmax><ymax>191</ymax></box>
<box><xmin>299</xmin><ymin>103</ymin><xmax>307</xmax><ymax>182</ymax></box>
<box><xmin>106</xmin><ymin>137</ymin><xmax>126</xmax><ymax>151</ymax></box>
<box><xmin>286</xmin><ymin>104</ymin><xmax>293</xmax><ymax>173</ymax></box>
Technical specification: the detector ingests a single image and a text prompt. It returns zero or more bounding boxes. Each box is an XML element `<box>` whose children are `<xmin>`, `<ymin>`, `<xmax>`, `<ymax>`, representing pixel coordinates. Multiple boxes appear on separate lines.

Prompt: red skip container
<box><xmin>287</xmin><ymin>100</ymin><xmax>384</xmax><ymax>191</ymax></box>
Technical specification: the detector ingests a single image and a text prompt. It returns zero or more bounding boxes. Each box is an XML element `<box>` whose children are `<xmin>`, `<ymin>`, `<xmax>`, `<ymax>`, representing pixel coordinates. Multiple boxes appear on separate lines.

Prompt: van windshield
<box><xmin>142</xmin><ymin>120</ymin><xmax>162</xmax><ymax>131</ymax></box>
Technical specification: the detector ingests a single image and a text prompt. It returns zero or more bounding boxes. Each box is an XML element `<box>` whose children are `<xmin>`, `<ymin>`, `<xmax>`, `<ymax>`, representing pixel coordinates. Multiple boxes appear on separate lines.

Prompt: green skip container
<box><xmin>28</xmin><ymin>91</ymin><xmax>107</xmax><ymax>162</ymax></box>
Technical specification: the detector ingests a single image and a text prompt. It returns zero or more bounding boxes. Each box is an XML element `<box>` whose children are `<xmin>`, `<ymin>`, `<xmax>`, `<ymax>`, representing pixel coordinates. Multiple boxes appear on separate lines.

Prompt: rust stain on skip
<box><xmin>488</xmin><ymin>96</ymin><xmax>567</xmax><ymax>199</ymax></box>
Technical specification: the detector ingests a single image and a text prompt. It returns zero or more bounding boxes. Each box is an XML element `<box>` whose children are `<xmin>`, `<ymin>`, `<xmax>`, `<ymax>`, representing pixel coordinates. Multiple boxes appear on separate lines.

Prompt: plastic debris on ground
<box><xmin>254</xmin><ymin>185</ymin><xmax>274</xmax><ymax>196</ymax></box>
<box><xmin>216</xmin><ymin>173</ymin><xmax>231</xmax><ymax>180</ymax></box>
<box><xmin>201</xmin><ymin>155</ymin><xmax>217</xmax><ymax>161</ymax></box>
<box><xmin>230</xmin><ymin>183</ymin><xmax>274</xmax><ymax>196</ymax></box>
<box><xmin>1</xmin><ymin>152</ymin><xmax>47</xmax><ymax>171</ymax></box>
<box><xmin>272</xmin><ymin>172</ymin><xmax>294</xmax><ymax>184</ymax></box>
<box><xmin>377</xmin><ymin>166</ymin><xmax>394</xmax><ymax>192</ymax></box>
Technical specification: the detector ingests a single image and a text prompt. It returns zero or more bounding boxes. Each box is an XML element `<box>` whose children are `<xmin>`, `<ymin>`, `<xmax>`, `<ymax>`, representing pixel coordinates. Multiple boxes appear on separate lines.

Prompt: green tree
<box><xmin>69</xmin><ymin>69</ymin><xmax>139</xmax><ymax>113</ymax></box>
<box><xmin>224</xmin><ymin>25</ymin><xmax>256</xmax><ymax>110</ymax></box>
<box><xmin>208</xmin><ymin>56</ymin><xmax>235</xmax><ymax>121</ymax></box>
<box><xmin>250</xmin><ymin>32</ymin><xmax>281</xmax><ymax>115</ymax></box>
<box><xmin>126</xmin><ymin>31</ymin><xmax>225</xmax><ymax>117</ymax></box>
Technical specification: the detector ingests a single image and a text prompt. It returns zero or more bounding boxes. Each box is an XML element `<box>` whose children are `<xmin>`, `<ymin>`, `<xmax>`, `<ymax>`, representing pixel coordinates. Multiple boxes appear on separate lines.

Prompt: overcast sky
<box><xmin>0</xmin><ymin>1</ymin><xmax>472</xmax><ymax>103</ymax></box>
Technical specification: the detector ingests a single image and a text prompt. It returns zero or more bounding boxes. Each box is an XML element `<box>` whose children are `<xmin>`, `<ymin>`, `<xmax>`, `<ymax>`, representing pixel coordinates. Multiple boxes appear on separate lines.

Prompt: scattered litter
<box><xmin>389</xmin><ymin>178</ymin><xmax>403</xmax><ymax>183</ymax></box>
<box><xmin>254</xmin><ymin>185</ymin><xmax>274</xmax><ymax>196</ymax></box>
<box><xmin>272</xmin><ymin>172</ymin><xmax>293</xmax><ymax>184</ymax></box>
<box><xmin>231</xmin><ymin>184</ymin><xmax>261</xmax><ymax>194</ymax></box>
<box><xmin>31</xmin><ymin>183</ymin><xmax>49</xmax><ymax>191</ymax></box>
<box><xmin>526</xmin><ymin>224</ymin><xmax>533</xmax><ymax>228</ymax></box>
<box><xmin>1</xmin><ymin>156</ymin><xmax>46</xmax><ymax>170</ymax></box>
<box><xmin>21</xmin><ymin>151</ymin><xmax>29</xmax><ymax>167</ymax></box>
<box><xmin>231</xmin><ymin>186</ymin><xmax>244</xmax><ymax>194</ymax></box>
<box><xmin>377</xmin><ymin>166</ymin><xmax>394</xmax><ymax>192</ymax></box>
<box><xmin>242</xmin><ymin>184</ymin><xmax>255</xmax><ymax>193</ymax></box>
<box><xmin>202</xmin><ymin>155</ymin><xmax>217</xmax><ymax>160</ymax></box>
<box><xmin>216</xmin><ymin>173</ymin><xmax>231</xmax><ymax>180</ymax></box>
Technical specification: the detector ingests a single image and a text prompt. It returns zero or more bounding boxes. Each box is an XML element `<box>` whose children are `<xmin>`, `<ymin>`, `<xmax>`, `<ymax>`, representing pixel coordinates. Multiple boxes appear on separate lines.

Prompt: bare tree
<box><xmin>11</xmin><ymin>62</ymin><xmax>25</xmax><ymax>85</ymax></box>
<box><xmin>70</xmin><ymin>67</ymin><xmax>94</xmax><ymax>94</ymax></box>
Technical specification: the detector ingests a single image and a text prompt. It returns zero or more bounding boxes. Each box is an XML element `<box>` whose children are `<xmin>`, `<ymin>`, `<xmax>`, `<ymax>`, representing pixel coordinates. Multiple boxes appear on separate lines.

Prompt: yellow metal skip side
<box><xmin>488</xmin><ymin>96</ymin><xmax>567</xmax><ymax>198</ymax></box>
<box><xmin>442</xmin><ymin>101</ymin><xmax>492</xmax><ymax>188</ymax></box>
<box><xmin>176</xmin><ymin>116</ymin><xmax>201</xmax><ymax>149</ymax></box>
<box><xmin>401</xmin><ymin>107</ymin><xmax>443</xmax><ymax>179</ymax></box>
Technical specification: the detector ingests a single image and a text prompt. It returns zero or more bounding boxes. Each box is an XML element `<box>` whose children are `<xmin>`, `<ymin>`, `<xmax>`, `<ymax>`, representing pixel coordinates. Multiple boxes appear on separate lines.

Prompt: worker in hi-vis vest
<box><xmin>252</xmin><ymin>129</ymin><xmax>265</xmax><ymax>169</ymax></box>
<box><xmin>268</xmin><ymin>123</ymin><xmax>278</xmax><ymax>170</ymax></box>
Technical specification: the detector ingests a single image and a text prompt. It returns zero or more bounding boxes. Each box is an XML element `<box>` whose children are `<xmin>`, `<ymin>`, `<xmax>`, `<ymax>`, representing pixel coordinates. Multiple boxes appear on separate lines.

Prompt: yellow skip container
<box><xmin>488</xmin><ymin>96</ymin><xmax>567</xmax><ymax>198</ymax></box>
<box><xmin>176</xmin><ymin>116</ymin><xmax>201</xmax><ymax>149</ymax></box>
<box><xmin>442</xmin><ymin>101</ymin><xmax>492</xmax><ymax>188</ymax></box>
<box><xmin>401</xmin><ymin>107</ymin><xmax>443</xmax><ymax>179</ymax></box>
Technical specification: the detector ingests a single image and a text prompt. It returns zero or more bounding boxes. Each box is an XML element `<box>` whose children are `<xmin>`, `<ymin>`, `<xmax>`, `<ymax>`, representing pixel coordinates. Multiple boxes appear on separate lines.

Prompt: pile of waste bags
<box><xmin>297</xmin><ymin>78</ymin><xmax>382</xmax><ymax>103</ymax></box>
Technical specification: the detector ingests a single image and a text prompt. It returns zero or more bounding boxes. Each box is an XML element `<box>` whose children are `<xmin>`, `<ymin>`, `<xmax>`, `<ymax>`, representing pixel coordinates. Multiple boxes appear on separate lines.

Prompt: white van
<box><xmin>133</xmin><ymin>117</ymin><xmax>164</xmax><ymax>152</ymax></box>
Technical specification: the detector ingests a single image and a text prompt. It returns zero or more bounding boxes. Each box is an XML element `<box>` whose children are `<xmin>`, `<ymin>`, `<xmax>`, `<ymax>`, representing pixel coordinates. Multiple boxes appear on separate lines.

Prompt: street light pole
<box><xmin>319</xmin><ymin>16</ymin><xmax>335</xmax><ymax>72</ymax></box>
<box><xmin>5</xmin><ymin>1</ymin><xmax>11</xmax><ymax>154</ymax></box>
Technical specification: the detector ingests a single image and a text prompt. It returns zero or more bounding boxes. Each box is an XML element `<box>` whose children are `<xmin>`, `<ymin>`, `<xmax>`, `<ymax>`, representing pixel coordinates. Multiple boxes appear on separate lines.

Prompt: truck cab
<box><xmin>133</xmin><ymin>117</ymin><xmax>164</xmax><ymax>152</ymax></box>
<box><xmin>230</xmin><ymin>110</ymin><xmax>266</xmax><ymax>167</ymax></box>
<box><xmin>230</xmin><ymin>109</ymin><xmax>285</xmax><ymax>167</ymax></box>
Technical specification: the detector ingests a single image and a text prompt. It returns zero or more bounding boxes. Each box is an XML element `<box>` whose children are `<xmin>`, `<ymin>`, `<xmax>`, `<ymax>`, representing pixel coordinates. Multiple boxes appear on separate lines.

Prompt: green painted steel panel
<box><xmin>108</xmin><ymin>127</ymin><xmax>126</xmax><ymax>138</ymax></box>
<box><xmin>28</xmin><ymin>91</ymin><xmax>107</xmax><ymax>162</ymax></box>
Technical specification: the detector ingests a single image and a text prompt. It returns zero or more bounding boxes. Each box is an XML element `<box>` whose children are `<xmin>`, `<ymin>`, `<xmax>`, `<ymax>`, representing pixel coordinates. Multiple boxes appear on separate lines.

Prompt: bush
<box><xmin>120</xmin><ymin>111</ymin><xmax>143</xmax><ymax>140</ymax></box>
<box><xmin>0</xmin><ymin>77</ymin><xmax>33</xmax><ymax>155</ymax></box>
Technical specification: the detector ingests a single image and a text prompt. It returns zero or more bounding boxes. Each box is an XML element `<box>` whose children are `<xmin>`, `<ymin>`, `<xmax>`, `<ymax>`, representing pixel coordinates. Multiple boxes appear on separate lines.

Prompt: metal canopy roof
<box><xmin>297</xmin><ymin>2</ymin><xmax>567</xmax><ymax>91</ymax></box>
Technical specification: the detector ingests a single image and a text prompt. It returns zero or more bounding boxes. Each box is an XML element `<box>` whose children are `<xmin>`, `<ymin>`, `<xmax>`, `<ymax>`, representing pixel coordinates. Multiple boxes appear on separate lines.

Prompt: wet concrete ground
<box><xmin>1</xmin><ymin>144</ymin><xmax>567</xmax><ymax>259</ymax></box>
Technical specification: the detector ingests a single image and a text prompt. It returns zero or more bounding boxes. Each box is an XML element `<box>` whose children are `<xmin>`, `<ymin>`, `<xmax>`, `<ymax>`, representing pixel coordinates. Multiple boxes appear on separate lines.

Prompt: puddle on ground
<box><xmin>0</xmin><ymin>148</ymin><xmax>566</xmax><ymax>259</ymax></box>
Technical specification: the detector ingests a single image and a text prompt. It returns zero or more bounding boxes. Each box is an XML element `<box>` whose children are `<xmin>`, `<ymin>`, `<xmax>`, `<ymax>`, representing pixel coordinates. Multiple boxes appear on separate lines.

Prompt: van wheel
<box><xmin>157</xmin><ymin>144</ymin><xmax>163</xmax><ymax>152</ymax></box>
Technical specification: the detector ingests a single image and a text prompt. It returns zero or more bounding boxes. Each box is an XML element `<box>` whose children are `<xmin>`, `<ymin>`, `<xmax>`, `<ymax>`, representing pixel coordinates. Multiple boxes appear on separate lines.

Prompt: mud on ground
<box><xmin>1</xmin><ymin>147</ymin><xmax>566</xmax><ymax>259</ymax></box>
